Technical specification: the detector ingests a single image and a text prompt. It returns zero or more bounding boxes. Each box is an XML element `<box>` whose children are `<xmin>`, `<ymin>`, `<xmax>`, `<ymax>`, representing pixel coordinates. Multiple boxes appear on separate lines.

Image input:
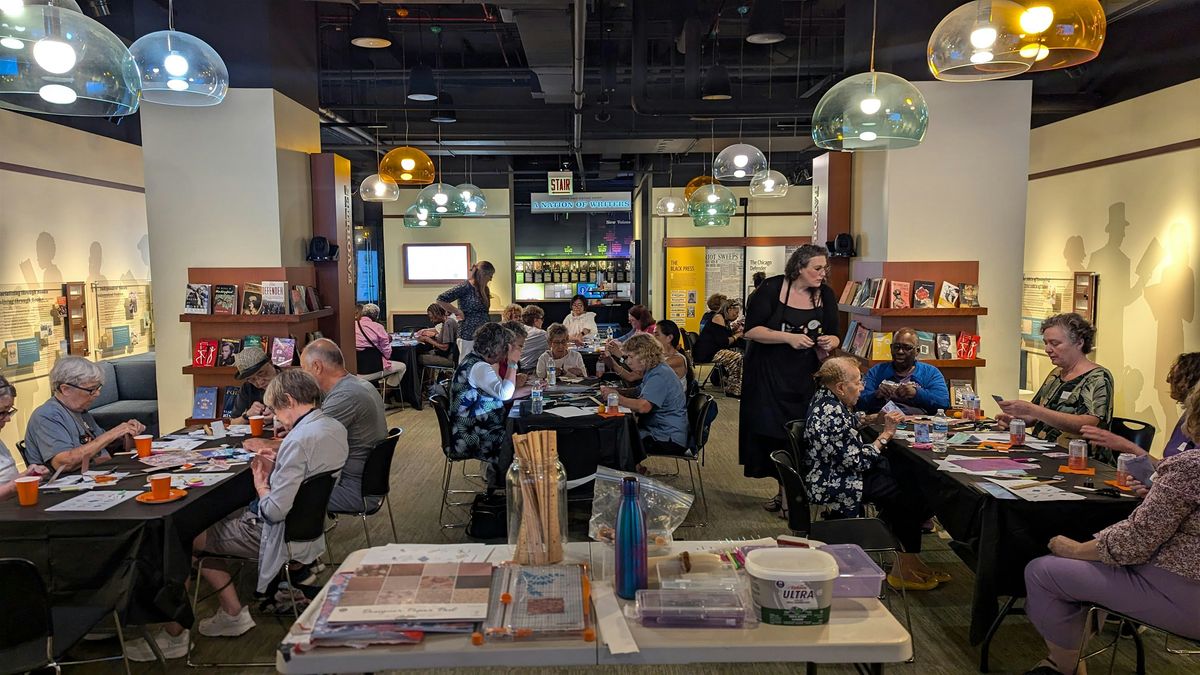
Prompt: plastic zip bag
<box><xmin>589</xmin><ymin>466</ymin><xmax>694</xmax><ymax>554</ymax></box>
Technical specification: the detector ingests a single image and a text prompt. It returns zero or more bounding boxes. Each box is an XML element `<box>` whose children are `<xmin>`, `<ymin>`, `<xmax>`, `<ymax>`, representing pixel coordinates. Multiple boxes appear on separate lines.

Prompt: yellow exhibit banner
<box><xmin>665</xmin><ymin>246</ymin><xmax>706</xmax><ymax>334</ymax></box>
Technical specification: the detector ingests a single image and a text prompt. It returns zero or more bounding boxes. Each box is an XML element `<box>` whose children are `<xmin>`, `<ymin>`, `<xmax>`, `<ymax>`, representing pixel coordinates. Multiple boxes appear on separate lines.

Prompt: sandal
<box><xmin>1024</xmin><ymin>658</ymin><xmax>1064</xmax><ymax>674</ymax></box>
<box><xmin>762</xmin><ymin>495</ymin><xmax>783</xmax><ymax>512</ymax></box>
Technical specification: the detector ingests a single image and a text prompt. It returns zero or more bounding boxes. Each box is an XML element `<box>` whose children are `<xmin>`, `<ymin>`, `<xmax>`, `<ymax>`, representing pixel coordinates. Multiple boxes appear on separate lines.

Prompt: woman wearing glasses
<box><xmin>24</xmin><ymin>356</ymin><xmax>144</xmax><ymax>470</ymax></box>
<box><xmin>0</xmin><ymin>375</ymin><xmax>49</xmax><ymax>499</ymax></box>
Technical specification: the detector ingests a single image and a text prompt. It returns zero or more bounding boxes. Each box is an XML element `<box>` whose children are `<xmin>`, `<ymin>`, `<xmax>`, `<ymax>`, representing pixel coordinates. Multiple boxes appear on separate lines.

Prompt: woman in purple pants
<box><xmin>1022</xmin><ymin>386</ymin><xmax>1200</xmax><ymax>674</ymax></box>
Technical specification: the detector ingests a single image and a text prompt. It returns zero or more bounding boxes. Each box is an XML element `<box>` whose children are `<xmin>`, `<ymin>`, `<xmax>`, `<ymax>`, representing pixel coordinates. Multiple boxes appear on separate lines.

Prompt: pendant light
<box><xmin>455</xmin><ymin>158</ymin><xmax>488</xmax><ymax>216</ymax></box>
<box><xmin>407</xmin><ymin>62</ymin><xmax>437</xmax><ymax>102</ymax></box>
<box><xmin>655</xmin><ymin>158</ymin><xmax>685</xmax><ymax>217</ymax></box>
<box><xmin>927</xmin><ymin>0</ymin><xmax>1035</xmax><ymax>82</ymax></box>
<box><xmin>359</xmin><ymin>127</ymin><xmax>399</xmax><ymax>202</ymax></box>
<box><xmin>746</xmin><ymin>0</ymin><xmax>786</xmax><ymax>45</ymax></box>
<box><xmin>129</xmin><ymin>0</ymin><xmax>229</xmax><ymax>106</ymax></box>
<box><xmin>714</xmin><ymin>143</ymin><xmax>768</xmax><ymax>181</ymax></box>
<box><xmin>687</xmin><ymin>184</ymin><xmax>737</xmax><ymax>222</ymax></box>
<box><xmin>349</xmin><ymin>4</ymin><xmax>391</xmax><ymax>48</ymax></box>
<box><xmin>1019</xmin><ymin>0</ymin><xmax>1105</xmax><ymax>72</ymax></box>
<box><xmin>415</xmin><ymin>183</ymin><xmax>465</xmax><ymax>216</ymax></box>
<box><xmin>750</xmin><ymin>119</ymin><xmax>789</xmax><ymax>198</ymax></box>
<box><xmin>0</xmin><ymin>0</ymin><xmax>140</xmax><ymax>116</ymax></box>
<box><xmin>404</xmin><ymin>204</ymin><xmax>441</xmax><ymax>228</ymax></box>
<box><xmin>683</xmin><ymin>175</ymin><xmax>717</xmax><ymax>200</ymax></box>
<box><xmin>812</xmin><ymin>0</ymin><xmax>928</xmax><ymax>151</ymax></box>
<box><xmin>379</xmin><ymin>146</ymin><xmax>435</xmax><ymax>184</ymax></box>
<box><xmin>694</xmin><ymin>214</ymin><xmax>732</xmax><ymax>228</ymax></box>
<box><xmin>430</xmin><ymin>92</ymin><xmax>456</xmax><ymax>123</ymax></box>
<box><xmin>701</xmin><ymin>64</ymin><xmax>732</xmax><ymax>101</ymax></box>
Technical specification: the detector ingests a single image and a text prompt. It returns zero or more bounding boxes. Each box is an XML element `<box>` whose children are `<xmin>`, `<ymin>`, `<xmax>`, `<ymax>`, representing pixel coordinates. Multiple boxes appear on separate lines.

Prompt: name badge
<box><xmin>1059</xmin><ymin>390</ymin><xmax>1073</xmax><ymax>402</ymax></box>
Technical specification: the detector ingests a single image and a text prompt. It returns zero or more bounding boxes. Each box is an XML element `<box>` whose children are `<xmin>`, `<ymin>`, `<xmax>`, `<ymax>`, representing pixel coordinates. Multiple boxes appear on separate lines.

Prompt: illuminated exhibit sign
<box><xmin>530</xmin><ymin>192</ymin><xmax>631</xmax><ymax>213</ymax></box>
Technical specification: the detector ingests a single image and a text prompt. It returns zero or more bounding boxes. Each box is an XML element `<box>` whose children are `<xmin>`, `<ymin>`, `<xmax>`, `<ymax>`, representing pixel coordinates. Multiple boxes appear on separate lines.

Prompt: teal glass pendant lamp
<box><xmin>0</xmin><ymin>0</ymin><xmax>141</xmax><ymax>116</ymax></box>
<box><xmin>750</xmin><ymin>169</ymin><xmax>789</xmax><ymax>198</ymax></box>
<box><xmin>129</xmin><ymin>0</ymin><xmax>228</xmax><ymax>106</ymax></box>
<box><xmin>405</xmin><ymin>204</ymin><xmax>441</xmax><ymax>228</ymax></box>
<box><xmin>455</xmin><ymin>183</ymin><xmax>488</xmax><ymax>216</ymax></box>
<box><xmin>687</xmin><ymin>183</ymin><xmax>737</xmax><ymax>227</ymax></box>
<box><xmin>415</xmin><ymin>182</ymin><xmax>467</xmax><ymax>216</ymax></box>
<box><xmin>714</xmin><ymin>143</ymin><xmax>768</xmax><ymax>181</ymax></box>
<box><xmin>812</xmin><ymin>0</ymin><xmax>928</xmax><ymax>151</ymax></box>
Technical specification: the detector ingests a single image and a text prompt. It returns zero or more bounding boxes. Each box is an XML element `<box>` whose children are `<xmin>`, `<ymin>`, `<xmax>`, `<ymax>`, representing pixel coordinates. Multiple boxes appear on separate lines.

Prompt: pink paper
<box><xmin>950</xmin><ymin>458</ymin><xmax>1034</xmax><ymax>472</ymax></box>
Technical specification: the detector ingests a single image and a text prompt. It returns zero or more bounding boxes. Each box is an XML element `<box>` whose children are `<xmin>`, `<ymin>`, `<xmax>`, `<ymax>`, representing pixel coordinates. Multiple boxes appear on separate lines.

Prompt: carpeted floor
<box><xmin>68</xmin><ymin>394</ymin><xmax>1197</xmax><ymax>674</ymax></box>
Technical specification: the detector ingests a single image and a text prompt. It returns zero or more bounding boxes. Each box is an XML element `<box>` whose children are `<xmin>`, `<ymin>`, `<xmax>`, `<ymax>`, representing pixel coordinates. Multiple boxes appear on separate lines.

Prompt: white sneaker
<box><xmin>198</xmin><ymin>606</ymin><xmax>256</xmax><ymax>637</ymax></box>
<box><xmin>124</xmin><ymin>628</ymin><xmax>190</xmax><ymax>662</ymax></box>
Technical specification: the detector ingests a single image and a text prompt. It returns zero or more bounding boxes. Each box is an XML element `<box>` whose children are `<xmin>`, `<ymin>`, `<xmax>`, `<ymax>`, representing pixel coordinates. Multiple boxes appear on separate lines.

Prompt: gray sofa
<box><xmin>88</xmin><ymin>352</ymin><xmax>159</xmax><ymax>437</ymax></box>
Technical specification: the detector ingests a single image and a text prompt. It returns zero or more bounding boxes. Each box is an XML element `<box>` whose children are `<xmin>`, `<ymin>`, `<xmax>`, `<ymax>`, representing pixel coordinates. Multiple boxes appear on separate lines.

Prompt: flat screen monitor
<box><xmin>402</xmin><ymin>243</ymin><xmax>471</xmax><ymax>284</ymax></box>
<box><xmin>576</xmin><ymin>282</ymin><xmax>604</xmax><ymax>300</ymax></box>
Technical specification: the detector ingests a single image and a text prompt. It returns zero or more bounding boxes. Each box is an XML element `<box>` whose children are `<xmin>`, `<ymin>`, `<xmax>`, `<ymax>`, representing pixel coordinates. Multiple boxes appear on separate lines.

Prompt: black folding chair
<box><xmin>356</xmin><ymin>348</ymin><xmax>401</xmax><ymax>410</ymax></box>
<box><xmin>1110</xmin><ymin>417</ymin><xmax>1156</xmax><ymax>454</ymax></box>
<box><xmin>645</xmin><ymin>393</ymin><xmax>715</xmax><ymax>526</ymax></box>
<box><xmin>1076</xmin><ymin>604</ymin><xmax>1200</xmax><ymax>675</ymax></box>
<box><xmin>327</xmin><ymin>428</ymin><xmax>404</xmax><ymax>557</ymax></box>
<box><xmin>189</xmin><ymin>470</ymin><xmax>339</xmax><ymax>667</ymax></box>
<box><xmin>431</xmin><ymin>394</ymin><xmax>480</xmax><ymax>528</ymax></box>
<box><xmin>0</xmin><ymin>557</ymin><xmax>130</xmax><ymax>675</ymax></box>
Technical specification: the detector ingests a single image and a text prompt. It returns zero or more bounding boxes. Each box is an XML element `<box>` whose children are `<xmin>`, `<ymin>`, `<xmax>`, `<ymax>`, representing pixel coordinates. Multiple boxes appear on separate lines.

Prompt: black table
<box><xmin>0</xmin><ymin>435</ymin><xmax>254</xmax><ymax>627</ymax></box>
<box><xmin>509</xmin><ymin>400</ymin><xmax>645</xmax><ymax>482</ymax></box>
<box><xmin>389</xmin><ymin>342</ymin><xmax>426</xmax><ymax>410</ymax></box>
<box><xmin>887</xmin><ymin>434</ymin><xmax>1138</xmax><ymax>666</ymax></box>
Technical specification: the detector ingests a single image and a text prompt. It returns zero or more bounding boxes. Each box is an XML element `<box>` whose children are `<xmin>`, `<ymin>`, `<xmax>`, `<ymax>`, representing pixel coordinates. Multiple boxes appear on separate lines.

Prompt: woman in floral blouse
<box><xmin>803</xmin><ymin>356</ymin><xmax>943</xmax><ymax>591</ymax></box>
<box><xmin>448</xmin><ymin>323</ymin><xmax>524</xmax><ymax>483</ymax></box>
<box><xmin>1022</xmin><ymin>385</ymin><xmax>1200</xmax><ymax>675</ymax></box>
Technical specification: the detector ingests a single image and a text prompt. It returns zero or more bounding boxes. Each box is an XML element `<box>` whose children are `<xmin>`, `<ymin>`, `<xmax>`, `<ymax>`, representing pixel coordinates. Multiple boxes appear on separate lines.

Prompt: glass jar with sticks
<box><xmin>507</xmin><ymin>430</ymin><xmax>568</xmax><ymax>564</ymax></box>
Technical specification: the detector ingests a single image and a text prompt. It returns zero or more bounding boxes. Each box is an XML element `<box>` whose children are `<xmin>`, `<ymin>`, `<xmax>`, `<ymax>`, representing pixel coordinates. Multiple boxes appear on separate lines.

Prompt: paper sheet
<box><xmin>360</xmin><ymin>544</ymin><xmax>490</xmax><ymax>565</ymax></box>
<box><xmin>151</xmin><ymin>439</ymin><xmax>205</xmax><ymax>452</ymax></box>
<box><xmin>546</xmin><ymin>406</ymin><xmax>595</xmax><ymax>418</ymax></box>
<box><xmin>591</xmin><ymin>580</ymin><xmax>639</xmax><ymax>655</ymax></box>
<box><xmin>144</xmin><ymin>473</ymin><xmax>234</xmax><ymax>490</ymax></box>
<box><xmin>984</xmin><ymin>477</ymin><xmax>1086</xmax><ymax>501</ymax></box>
<box><xmin>45</xmin><ymin>490</ymin><xmax>142</xmax><ymax>512</ymax></box>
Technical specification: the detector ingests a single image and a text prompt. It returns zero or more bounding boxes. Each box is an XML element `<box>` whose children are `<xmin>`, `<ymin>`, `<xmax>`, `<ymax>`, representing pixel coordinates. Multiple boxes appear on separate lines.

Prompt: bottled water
<box><xmin>530</xmin><ymin>388</ymin><xmax>543</xmax><ymax>415</ymax></box>
<box><xmin>547</xmin><ymin>364</ymin><xmax>557</xmax><ymax>387</ymax></box>
<box><xmin>932</xmin><ymin>409</ymin><xmax>949</xmax><ymax>453</ymax></box>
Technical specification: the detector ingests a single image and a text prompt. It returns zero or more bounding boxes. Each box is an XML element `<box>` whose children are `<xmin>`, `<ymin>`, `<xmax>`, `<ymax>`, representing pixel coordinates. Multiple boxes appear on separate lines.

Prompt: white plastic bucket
<box><xmin>745</xmin><ymin>547</ymin><xmax>839</xmax><ymax>625</ymax></box>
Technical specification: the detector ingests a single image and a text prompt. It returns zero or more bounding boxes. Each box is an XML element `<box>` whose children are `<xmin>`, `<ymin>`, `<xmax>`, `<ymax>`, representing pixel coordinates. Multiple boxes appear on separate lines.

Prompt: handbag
<box><xmin>465</xmin><ymin>492</ymin><xmax>507</xmax><ymax>540</ymax></box>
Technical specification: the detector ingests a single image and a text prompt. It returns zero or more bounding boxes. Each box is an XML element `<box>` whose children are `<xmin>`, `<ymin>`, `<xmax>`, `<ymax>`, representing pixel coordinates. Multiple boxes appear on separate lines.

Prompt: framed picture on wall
<box><xmin>402</xmin><ymin>243</ymin><xmax>472</xmax><ymax>284</ymax></box>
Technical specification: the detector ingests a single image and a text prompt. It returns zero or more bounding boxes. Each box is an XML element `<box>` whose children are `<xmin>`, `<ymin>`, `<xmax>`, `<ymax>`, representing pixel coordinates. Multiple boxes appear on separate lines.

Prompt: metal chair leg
<box><xmin>980</xmin><ymin>596</ymin><xmax>1019</xmax><ymax>673</ymax></box>
<box><xmin>111</xmin><ymin>611</ymin><xmax>131</xmax><ymax>675</ymax></box>
<box><xmin>385</xmin><ymin>494</ymin><xmax>399</xmax><ymax>542</ymax></box>
<box><xmin>890</xmin><ymin>551</ymin><xmax>914</xmax><ymax>663</ymax></box>
<box><xmin>693</xmin><ymin>459</ymin><xmax>709</xmax><ymax>526</ymax></box>
<box><xmin>360</xmin><ymin>514</ymin><xmax>372</xmax><ymax>548</ymax></box>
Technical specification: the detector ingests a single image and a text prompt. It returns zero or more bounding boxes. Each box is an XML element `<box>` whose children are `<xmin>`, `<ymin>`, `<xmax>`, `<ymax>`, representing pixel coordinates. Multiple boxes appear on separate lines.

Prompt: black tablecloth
<box><xmin>888</xmin><ymin>437</ymin><xmax>1138</xmax><ymax>644</ymax></box>
<box><xmin>509</xmin><ymin>410</ymin><xmax>644</xmax><ymax>479</ymax></box>
<box><xmin>0</xmin><ymin>437</ymin><xmax>254</xmax><ymax>627</ymax></box>
<box><xmin>389</xmin><ymin>343</ymin><xmax>425</xmax><ymax>410</ymax></box>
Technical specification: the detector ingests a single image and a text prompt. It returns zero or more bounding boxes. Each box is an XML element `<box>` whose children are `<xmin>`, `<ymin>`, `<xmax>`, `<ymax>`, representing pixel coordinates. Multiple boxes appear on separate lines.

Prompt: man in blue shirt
<box><xmin>858</xmin><ymin>328</ymin><xmax>950</xmax><ymax>415</ymax></box>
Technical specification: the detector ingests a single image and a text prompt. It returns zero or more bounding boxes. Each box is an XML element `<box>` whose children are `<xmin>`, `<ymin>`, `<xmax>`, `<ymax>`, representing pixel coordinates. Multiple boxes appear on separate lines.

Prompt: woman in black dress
<box><xmin>740</xmin><ymin>244</ymin><xmax>840</xmax><ymax>511</ymax></box>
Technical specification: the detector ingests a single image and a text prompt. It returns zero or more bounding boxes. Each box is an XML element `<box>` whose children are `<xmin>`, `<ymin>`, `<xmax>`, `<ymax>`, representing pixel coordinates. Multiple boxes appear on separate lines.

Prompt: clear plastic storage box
<box><xmin>821</xmin><ymin>544</ymin><xmax>886</xmax><ymax>597</ymax></box>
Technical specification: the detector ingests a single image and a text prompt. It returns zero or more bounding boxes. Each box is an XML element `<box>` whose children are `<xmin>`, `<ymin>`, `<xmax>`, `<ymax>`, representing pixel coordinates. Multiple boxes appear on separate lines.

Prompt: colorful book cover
<box><xmin>192</xmin><ymin>386</ymin><xmax>218</xmax><ymax>420</ymax></box>
<box><xmin>851</xmin><ymin>325</ymin><xmax>871</xmax><ymax>357</ymax></box>
<box><xmin>851</xmin><ymin>279</ymin><xmax>872</xmax><ymax>307</ymax></box>
<box><xmin>183</xmin><ymin>283</ymin><xmax>211</xmax><ymax>314</ymax></box>
<box><xmin>915</xmin><ymin>330</ymin><xmax>936</xmax><ymax>360</ymax></box>
<box><xmin>965</xmin><ymin>334</ymin><xmax>981</xmax><ymax>359</ymax></box>
<box><xmin>956</xmin><ymin>332</ymin><xmax>981</xmax><ymax>359</ymax></box>
<box><xmin>872</xmin><ymin>277</ymin><xmax>889</xmax><ymax>308</ymax></box>
<box><xmin>949</xmin><ymin>379</ymin><xmax>975</xmax><ymax>408</ymax></box>
<box><xmin>193</xmin><ymin>339</ymin><xmax>217</xmax><ymax>367</ymax></box>
<box><xmin>871</xmin><ymin>331</ymin><xmax>894</xmax><ymax>360</ymax></box>
<box><xmin>241</xmin><ymin>335</ymin><xmax>265</xmax><ymax>352</ymax></box>
<box><xmin>290</xmin><ymin>287</ymin><xmax>306</xmax><ymax>315</ymax></box>
<box><xmin>839</xmin><ymin>280</ymin><xmax>860</xmax><ymax>305</ymax></box>
<box><xmin>935</xmin><ymin>333</ymin><xmax>956</xmax><ymax>360</ymax></box>
<box><xmin>261</xmin><ymin>281</ymin><xmax>288</xmax><ymax>315</ymax></box>
<box><xmin>271</xmin><ymin>337</ymin><xmax>296</xmax><ymax>367</ymax></box>
<box><xmin>216</xmin><ymin>338</ymin><xmax>241</xmax><ymax>367</ymax></box>
<box><xmin>937</xmin><ymin>281</ymin><xmax>961</xmax><ymax>308</ymax></box>
<box><xmin>960</xmin><ymin>283</ymin><xmax>979</xmax><ymax>307</ymax></box>
<box><xmin>212</xmin><ymin>284</ymin><xmax>238</xmax><ymax>315</ymax></box>
<box><xmin>888</xmin><ymin>281</ymin><xmax>911</xmax><ymax>309</ymax></box>
<box><xmin>843</xmin><ymin>320</ymin><xmax>859</xmax><ymax>350</ymax></box>
<box><xmin>220</xmin><ymin>385</ymin><xmax>241</xmax><ymax>418</ymax></box>
<box><xmin>912</xmin><ymin>281</ymin><xmax>936</xmax><ymax>309</ymax></box>
<box><xmin>241</xmin><ymin>283</ymin><xmax>263</xmax><ymax>315</ymax></box>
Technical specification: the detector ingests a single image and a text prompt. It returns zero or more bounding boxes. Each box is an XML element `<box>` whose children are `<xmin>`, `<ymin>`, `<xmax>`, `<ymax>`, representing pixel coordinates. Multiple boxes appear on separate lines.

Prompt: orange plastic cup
<box><xmin>149</xmin><ymin>474</ymin><xmax>172</xmax><ymax>500</ymax></box>
<box><xmin>134</xmin><ymin>434</ymin><xmax>153</xmax><ymax>458</ymax></box>
<box><xmin>15</xmin><ymin>476</ymin><xmax>40</xmax><ymax>506</ymax></box>
<box><xmin>249</xmin><ymin>415</ymin><xmax>265</xmax><ymax>437</ymax></box>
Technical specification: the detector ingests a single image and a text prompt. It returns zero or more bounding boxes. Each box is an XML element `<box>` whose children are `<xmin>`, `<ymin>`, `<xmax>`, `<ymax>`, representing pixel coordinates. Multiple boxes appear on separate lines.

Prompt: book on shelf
<box><xmin>193</xmin><ymin>339</ymin><xmax>217</xmax><ymax>368</ymax></box>
<box><xmin>305</xmin><ymin>286</ymin><xmax>323</xmax><ymax>312</ymax></box>
<box><xmin>212</xmin><ymin>284</ymin><xmax>238</xmax><ymax>315</ymax></box>
<box><xmin>957</xmin><ymin>332</ymin><xmax>981</xmax><ymax>359</ymax></box>
<box><xmin>851</xmin><ymin>279</ymin><xmax>873</xmax><ymax>308</ymax></box>
<box><xmin>241</xmin><ymin>335</ymin><xmax>266</xmax><ymax>352</ymax></box>
<box><xmin>960</xmin><ymin>283</ymin><xmax>979</xmax><ymax>307</ymax></box>
<box><xmin>304</xmin><ymin>330</ymin><xmax>324</xmax><ymax>345</ymax></box>
<box><xmin>872</xmin><ymin>278</ymin><xmax>889</xmax><ymax>308</ymax></box>
<box><xmin>193</xmin><ymin>386</ymin><xmax>218</xmax><ymax>420</ymax></box>
<box><xmin>261</xmin><ymin>281</ymin><xmax>288</xmax><ymax>315</ymax></box>
<box><xmin>935</xmin><ymin>333</ymin><xmax>956</xmax><ymax>360</ymax></box>
<box><xmin>870</xmin><ymin>331</ymin><xmax>893</xmax><ymax>360</ymax></box>
<box><xmin>937</xmin><ymin>281</ymin><xmax>960</xmax><ymax>308</ymax></box>
<box><xmin>271</xmin><ymin>337</ymin><xmax>296</xmax><ymax>367</ymax></box>
<box><xmin>912</xmin><ymin>280</ymin><xmax>936</xmax><ymax>309</ymax></box>
<box><xmin>851</xmin><ymin>325</ymin><xmax>871</xmax><ymax>358</ymax></box>
<box><xmin>839</xmin><ymin>280</ymin><xmax>861</xmax><ymax>305</ymax></box>
<box><xmin>241</xmin><ymin>283</ymin><xmax>264</xmax><ymax>315</ymax></box>
<box><xmin>915</xmin><ymin>330</ymin><xmax>936</xmax><ymax>360</ymax></box>
<box><xmin>843</xmin><ymin>320</ymin><xmax>859</xmax><ymax>351</ymax></box>
<box><xmin>888</xmin><ymin>281</ymin><xmax>911</xmax><ymax>309</ymax></box>
<box><xmin>220</xmin><ymin>386</ymin><xmax>241</xmax><ymax>418</ymax></box>
<box><xmin>216</xmin><ymin>338</ymin><xmax>241</xmax><ymax>367</ymax></box>
<box><xmin>290</xmin><ymin>286</ymin><xmax>307</xmax><ymax>315</ymax></box>
<box><xmin>183</xmin><ymin>283</ymin><xmax>211</xmax><ymax>315</ymax></box>
<box><xmin>949</xmin><ymin>379</ymin><xmax>975</xmax><ymax>408</ymax></box>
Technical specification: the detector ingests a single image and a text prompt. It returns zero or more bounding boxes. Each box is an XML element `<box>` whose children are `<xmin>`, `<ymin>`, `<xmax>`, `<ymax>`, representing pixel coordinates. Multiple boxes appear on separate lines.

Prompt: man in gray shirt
<box><xmin>300</xmin><ymin>339</ymin><xmax>388</xmax><ymax>512</ymax></box>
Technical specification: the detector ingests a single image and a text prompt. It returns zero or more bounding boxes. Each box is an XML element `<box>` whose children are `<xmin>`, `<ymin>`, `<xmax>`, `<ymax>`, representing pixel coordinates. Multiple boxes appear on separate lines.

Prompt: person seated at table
<box><xmin>501</xmin><ymin>321</ymin><xmax>530</xmax><ymax>388</ymax></box>
<box><xmin>501</xmin><ymin>303</ymin><xmax>524</xmax><ymax>323</ymax></box>
<box><xmin>600</xmin><ymin>334</ymin><xmax>689</xmax><ymax>457</ymax></box>
<box><xmin>996</xmin><ymin>313</ymin><xmax>1113</xmax><ymax>447</ymax></box>
<box><xmin>747</xmin><ymin>271</ymin><xmax>767</xmax><ymax>304</ymax></box>
<box><xmin>693</xmin><ymin>298</ymin><xmax>746</xmax><ymax>397</ymax></box>
<box><xmin>1081</xmin><ymin>352</ymin><xmax>1200</xmax><ymax>471</ymax></box>
<box><xmin>124</xmin><ymin>369</ymin><xmax>349</xmax><ymax>660</ymax></box>
<box><xmin>698</xmin><ymin>293</ymin><xmax>727</xmax><ymax>332</ymax></box>
<box><xmin>606</xmin><ymin>320</ymin><xmax>690</xmax><ymax>388</ymax></box>
<box><xmin>300</xmin><ymin>339</ymin><xmax>387</xmax><ymax>513</ymax></box>
<box><xmin>0</xmin><ymin>375</ymin><xmax>50</xmax><ymax>500</ymax></box>
<box><xmin>354</xmin><ymin>302</ymin><xmax>406</xmax><ymax>388</ymax></box>
<box><xmin>537</xmin><ymin>323</ymin><xmax>586</xmax><ymax>379</ymax></box>
<box><xmin>858</xmin><ymin>328</ymin><xmax>950</xmax><ymax>415</ymax></box>
<box><xmin>804</xmin><ymin>356</ymin><xmax>943</xmax><ymax>590</ymax></box>
<box><xmin>417</xmin><ymin>302</ymin><xmax>458</xmax><ymax>368</ymax></box>
<box><xmin>611</xmin><ymin>304</ymin><xmax>657</xmax><ymax>344</ymax></box>
<box><xmin>228</xmin><ymin>347</ymin><xmax>279</xmax><ymax>425</ymax></box>
<box><xmin>1022</xmin><ymin>384</ymin><xmax>1200</xmax><ymax>675</ymax></box>
<box><xmin>449</xmin><ymin>323</ymin><xmax>524</xmax><ymax>481</ymax></box>
<box><xmin>519</xmin><ymin>304</ymin><xmax>548</xmax><ymax>372</ymax></box>
<box><xmin>24</xmin><ymin>356</ymin><xmax>145</xmax><ymax>470</ymax></box>
<box><xmin>563</xmin><ymin>294</ymin><xmax>598</xmax><ymax>344</ymax></box>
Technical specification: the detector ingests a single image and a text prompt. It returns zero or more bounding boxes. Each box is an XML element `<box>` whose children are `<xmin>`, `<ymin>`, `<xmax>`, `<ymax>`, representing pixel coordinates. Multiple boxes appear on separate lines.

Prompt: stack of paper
<box><xmin>984</xmin><ymin>477</ymin><xmax>1086</xmax><ymax>502</ymax></box>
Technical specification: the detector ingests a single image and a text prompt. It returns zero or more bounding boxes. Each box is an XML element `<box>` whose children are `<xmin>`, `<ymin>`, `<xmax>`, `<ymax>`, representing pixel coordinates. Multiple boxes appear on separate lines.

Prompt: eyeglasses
<box><xmin>891</xmin><ymin>343</ymin><xmax>916</xmax><ymax>352</ymax></box>
<box><xmin>550</xmin><ymin>340</ymin><xmax>569</xmax><ymax>346</ymax></box>
<box><xmin>64</xmin><ymin>382</ymin><xmax>103</xmax><ymax>396</ymax></box>
<box><xmin>0</xmin><ymin>407</ymin><xmax>17</xmax><ymax>419</ymax></box>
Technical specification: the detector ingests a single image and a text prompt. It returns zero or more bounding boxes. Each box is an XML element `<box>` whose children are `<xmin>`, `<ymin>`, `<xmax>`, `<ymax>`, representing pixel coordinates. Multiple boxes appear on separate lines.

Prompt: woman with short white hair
<box><xmin>25</xmin><ymin>356</ymin><xmax>144</xmax><ymax>470</ymax></box>
<box><xmin>355</xmin><ymin>302</ymin><xmax>406</xmax><ymax>387</ymax></box>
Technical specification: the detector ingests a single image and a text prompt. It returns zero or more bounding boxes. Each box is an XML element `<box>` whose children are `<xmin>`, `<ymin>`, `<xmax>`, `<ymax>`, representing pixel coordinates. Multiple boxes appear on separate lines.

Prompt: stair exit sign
<box><xmin>548</xmin><ymin>171</ymin><xmax>573</xmax><ymax>195</ymax></box>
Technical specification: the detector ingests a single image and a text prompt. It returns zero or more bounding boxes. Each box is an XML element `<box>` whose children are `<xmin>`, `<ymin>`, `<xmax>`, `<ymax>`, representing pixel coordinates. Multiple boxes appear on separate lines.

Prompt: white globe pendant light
<box><xmin>416</xmin><ymin>182</ymin><xmax>467</xmax><ymax>216</ymax></box>
<box><xmin>713</xmin><ymin>143</ymin><xmax>768</xmax><ymax>181</ymax></box>
<box><xmin>359</xmin><ymin>173</ymin><xmax>399</xmax><ymax>202</ymax></box>
<box><xmin>750</xmin><ymin>169</ymin><xmax>789</xmax><ymax>198</ymax></box>
<box><xmin>655</xmin><ymin>195</ymin><xmax>685</xmax><ymax>217</ymax></box>
<box><xmin>129</xmin><ymin>1</ymin><xmax>228</xmax><ymax>106</ymax></box>
<box><xmin>404</xmin><ymin>204</ymin><xmax>441</xmax><ymax>228</ymax></box>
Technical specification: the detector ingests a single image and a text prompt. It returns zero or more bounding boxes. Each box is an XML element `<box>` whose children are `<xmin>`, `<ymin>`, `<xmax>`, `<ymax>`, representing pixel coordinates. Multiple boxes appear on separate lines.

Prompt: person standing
<box><xmin>437</xmin><ymin>261</ymin><xmax>496</xmax><ymax>362</ymax></box>
<box><xmin>740</xmin><ymin>245</ymin><xmax>839</xmax><ymax>511</ymax></box>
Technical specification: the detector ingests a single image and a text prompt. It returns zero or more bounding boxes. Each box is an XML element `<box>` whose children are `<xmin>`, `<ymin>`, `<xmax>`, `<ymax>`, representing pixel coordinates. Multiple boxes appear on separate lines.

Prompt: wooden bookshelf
<box><xmin>867</xmin><ymin>358</ymin><xmax>987</xmax><ymax>368</ymax></box>
<box><xmin>182</xmin><ymin>366</ymin><xmax>238</xmax><ymax>376</ymax></box>
<box><xmin>839</xmin><ymin>305</ymin><xmax>988</xmax><ymax>318</ymax></box>
<box><xmin>179</xmin><ymin>308</ymin><xmax>334</xmax><ymax>324</ymax></box>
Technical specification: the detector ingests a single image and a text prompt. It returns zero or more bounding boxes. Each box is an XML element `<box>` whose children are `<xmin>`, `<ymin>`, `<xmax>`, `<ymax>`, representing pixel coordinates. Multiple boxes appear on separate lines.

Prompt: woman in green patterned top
<box><xmin>996</xmin><ymin>313</ymin><xmax>1113</xmax><ymax>445</ymax></box>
